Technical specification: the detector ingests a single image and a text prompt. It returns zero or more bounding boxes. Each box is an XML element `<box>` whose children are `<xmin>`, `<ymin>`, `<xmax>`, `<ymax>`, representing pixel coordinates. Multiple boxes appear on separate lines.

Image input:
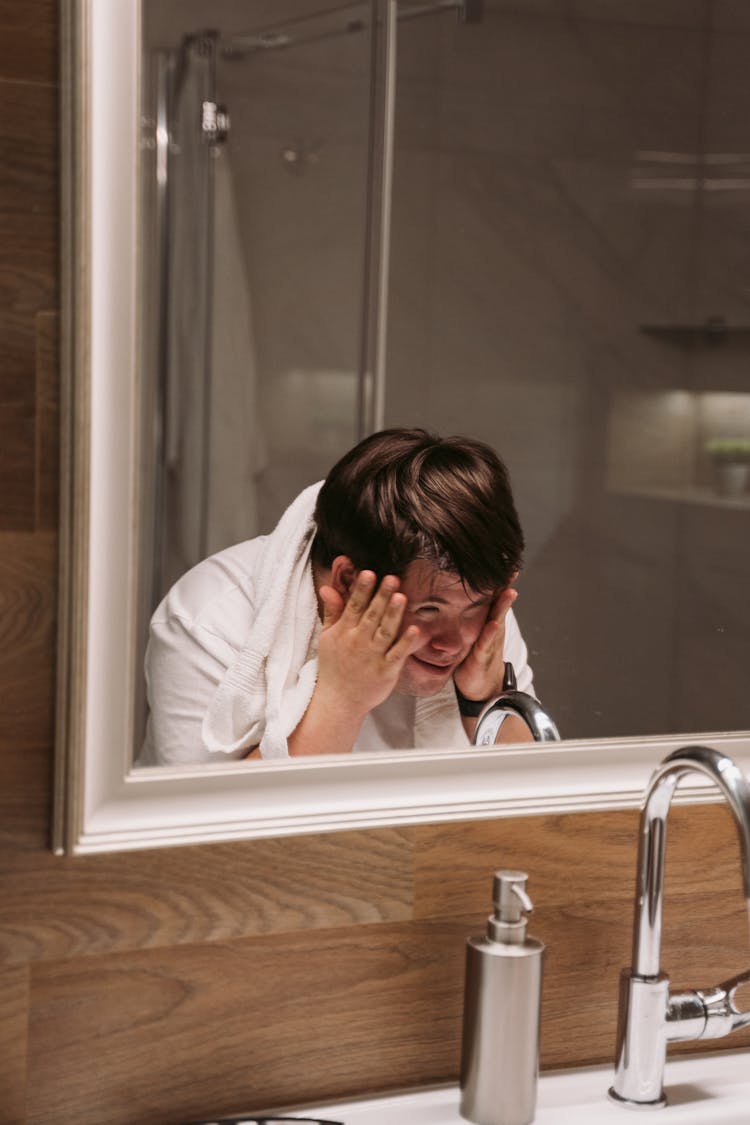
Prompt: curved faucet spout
<box><xmin>472</xmin><ymin>662</ymin><xmax>561</xmax><ymax>746</ymax></box>
<box><xmin>632</xmin><ymin>745</ymin><xmax>750</xmax><ymax>979</ymax></box>
<box><xmin>610</xmin><ymin>745</ymin><xmax>750</xmax><ymax>1109</ymax></box>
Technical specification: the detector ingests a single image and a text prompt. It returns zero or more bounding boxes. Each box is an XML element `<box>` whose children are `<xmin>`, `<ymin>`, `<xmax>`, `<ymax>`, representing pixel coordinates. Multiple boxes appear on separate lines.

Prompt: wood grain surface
<box><xmin>0</xmin><ymin>532</ymin><xmax>58</xmax><ymax>751</ymax></box>
<box><xmin>0</xmin><ymin>966</ymin><xmax>29</xmax><ymax>1125</ymax></box>
<box><xmin>26</xmin><ymin>922</ymin><xmax>465</xmax><ymax>1125</ymax></box>
<box><xmin>0</xmin><ymin>61</ymin><xmax>57</xmax><ymax>532</ymax></box>
<box><xmin>1</xmin><ymin>828</ymin><xmax>414</xmax><ymax>966</ymax></box>
<box><xmin>34</xmin><ymin>311</ymin><xmax>59</xmax><ymax>530</ymax></box>
<box><xmin>0</xmin><ymin>0</ymin><xmax>57</xmax><ymax>86</ymax></box>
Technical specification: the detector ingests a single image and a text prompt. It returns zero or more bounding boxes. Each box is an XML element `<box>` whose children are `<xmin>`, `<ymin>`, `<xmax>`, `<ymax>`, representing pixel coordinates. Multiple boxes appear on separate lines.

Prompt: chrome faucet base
<box><xmin>607</xmin><ymin>1087</ymin><xmax>666</xmax><ymax>1111</ymax></box>
<box><xmin>611</xmin><ymin>973</ymin><xmax>670</xmax><ymax>1105</ymax></box>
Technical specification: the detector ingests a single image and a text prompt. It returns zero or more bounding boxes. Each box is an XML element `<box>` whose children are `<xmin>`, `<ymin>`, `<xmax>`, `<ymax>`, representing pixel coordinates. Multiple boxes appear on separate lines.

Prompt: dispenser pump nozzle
<box><xmin>489</xmin><ymin>870</ymin><xmax>533</xmax><ymax>944</ymax></box>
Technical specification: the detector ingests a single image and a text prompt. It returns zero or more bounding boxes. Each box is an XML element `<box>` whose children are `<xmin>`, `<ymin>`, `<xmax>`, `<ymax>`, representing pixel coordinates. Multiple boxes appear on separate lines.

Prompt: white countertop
<box><xmin>299</xmin><ymin>1049</ymin><xmax>750</xmax><ymax>1125</ymax></box>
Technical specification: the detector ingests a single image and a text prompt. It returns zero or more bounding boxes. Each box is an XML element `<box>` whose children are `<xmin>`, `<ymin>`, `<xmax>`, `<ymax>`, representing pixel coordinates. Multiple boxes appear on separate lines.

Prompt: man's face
<box><xmin>394</xmin><ymin>560</ymin><xmax>494</xmax><ymax>697</ymax></box>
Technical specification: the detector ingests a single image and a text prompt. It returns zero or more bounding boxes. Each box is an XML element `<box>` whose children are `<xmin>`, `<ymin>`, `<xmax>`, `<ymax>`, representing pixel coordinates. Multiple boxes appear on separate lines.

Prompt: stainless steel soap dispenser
<box><xmin>460</xmin><ymin>870</ymin><xmax>545</xmax><ymax>1125</ymax></box>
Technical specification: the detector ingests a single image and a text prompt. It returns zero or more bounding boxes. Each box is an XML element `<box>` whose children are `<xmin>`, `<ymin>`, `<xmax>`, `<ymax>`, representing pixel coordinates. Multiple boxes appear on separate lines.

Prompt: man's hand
<box><xmin>316</xmin><ymin>571</ymin><xmax>423</xmax><ymax>719</ymax></box>
<box><xmin>453</xmin><ymin>586</ymin><xmax>518</xmax><ymax>704</ymax></box>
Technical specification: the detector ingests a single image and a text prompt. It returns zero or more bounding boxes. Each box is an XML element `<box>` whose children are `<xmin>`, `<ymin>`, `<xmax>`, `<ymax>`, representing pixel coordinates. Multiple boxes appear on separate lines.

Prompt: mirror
<box><xmin>55</xmin><ymin>0</ymin><xmax>750</xmax><ymax>852</ymax></box>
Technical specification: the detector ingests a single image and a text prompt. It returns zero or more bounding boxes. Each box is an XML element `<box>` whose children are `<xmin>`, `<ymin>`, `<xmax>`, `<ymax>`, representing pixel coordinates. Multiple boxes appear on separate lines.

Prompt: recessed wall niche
<box><xmin>607</xmin><ymin>390</ymin><xmax>750</xmax><ymax>509</ymax></box>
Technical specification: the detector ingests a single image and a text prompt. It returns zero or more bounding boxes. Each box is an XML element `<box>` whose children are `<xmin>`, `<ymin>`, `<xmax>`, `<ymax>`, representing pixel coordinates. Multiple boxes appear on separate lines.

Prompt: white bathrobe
<box><xmin>138</xmin><ymin>484</ymin><xmax>533</xmax><ymax>766</ymax></box>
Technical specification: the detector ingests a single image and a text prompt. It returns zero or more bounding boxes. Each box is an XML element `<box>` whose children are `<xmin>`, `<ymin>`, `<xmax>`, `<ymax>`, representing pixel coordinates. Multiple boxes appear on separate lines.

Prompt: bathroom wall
<box><xmin>383</xmin><ymin>2</ymin><xmax>750</xmax><ymax>742</ymax></box>
<box><xmin>2</xmin><ymin>5</ymin><xmax>750</xmax><ymax>1125</ymax></box>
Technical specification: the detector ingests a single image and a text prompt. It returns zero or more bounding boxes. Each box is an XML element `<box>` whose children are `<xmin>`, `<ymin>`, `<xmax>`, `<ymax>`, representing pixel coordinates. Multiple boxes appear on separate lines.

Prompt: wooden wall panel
<box><xmin>0</xmin><ymin>966</ymin><xmax>29</xmax><ymax>1125</ymax></box>
<box><xmin>34</xmin><ymin>311</ymin><xmax>59</xmax><ymax>530</ymax></box>
<box><xmin>0</xmin><ymin>744</ymin><xmax>51</xmax><ymax>855</ymax></box>
<box><xmin>0</xmin><ymin>67</ymin><xmax>57</xmax><ymax>532</ymax></box>
<box><xmin>0</xmin><ymin>828</ymin><xmax>414</xmax><ymax>966</ymax></box>
<box><xmin>0</xmin><ymin>531</ymin><xmax>58</xmax><ymax>759</ymax></box>
<box><xmin>415</xmin><ymin>798</ymin><xmax>749</xmax><ymax>917</ymax></box>
<box><xmin>26</xmin><ymin>922</ymin><xmax>466</xmax><ymax>1125</ymax></box>
<box><xmin>0</xmin><ymin>1</ymin><xmax>57</xmax><ymax>86</ymax></box>
<box><xmin>15</xmin><ymin>804</ymin><xmax>750</xmax><ymax>1125</ymax></box>
<box><xmin>414</xmin><ymin>809</ymin><xmax>641</xmax><ymax>915</ymax></box>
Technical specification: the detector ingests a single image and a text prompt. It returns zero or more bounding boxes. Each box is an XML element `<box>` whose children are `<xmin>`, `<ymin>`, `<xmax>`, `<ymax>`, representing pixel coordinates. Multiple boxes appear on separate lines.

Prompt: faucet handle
<box><xmin>694</xmin><ymin>969</ymin><xmax>750</xmax><ymax>1037</ymax></box>
<box><xmin>718</xmin><ymin>968</ymin><xmax>750</xmax><ymax>1032</ymax></box>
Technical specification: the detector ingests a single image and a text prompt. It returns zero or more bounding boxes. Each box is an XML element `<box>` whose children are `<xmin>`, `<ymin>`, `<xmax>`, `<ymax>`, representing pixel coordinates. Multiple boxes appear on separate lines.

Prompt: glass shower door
<box><xmin>136</xmin><ymin>2</ymin><xmax>377</xmax><ymax>755</ymax></box>
<box><xmin>203</xmin><ymin>5</ymin><xmax>378</xmax><ymax>539</ymax></box>
<box><xmin>141</xmin><ymin>3</ymin><xmax>377</xmax><ymax>606</ymax></box>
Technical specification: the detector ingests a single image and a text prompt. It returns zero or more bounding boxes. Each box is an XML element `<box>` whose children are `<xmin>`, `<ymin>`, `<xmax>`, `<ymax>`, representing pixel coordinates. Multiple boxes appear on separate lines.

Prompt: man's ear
<box><xmin>330</xmin><ymin>556</ymin><xmax>358</xmax><ymax>601</ymax></box>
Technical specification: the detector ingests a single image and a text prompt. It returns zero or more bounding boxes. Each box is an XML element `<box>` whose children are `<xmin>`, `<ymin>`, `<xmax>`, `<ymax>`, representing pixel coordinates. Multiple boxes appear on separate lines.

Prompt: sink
<box><xmin>294</xmin><ymin>1049</ymin><xmax>750</xmax><ymax>1124</ymax></box>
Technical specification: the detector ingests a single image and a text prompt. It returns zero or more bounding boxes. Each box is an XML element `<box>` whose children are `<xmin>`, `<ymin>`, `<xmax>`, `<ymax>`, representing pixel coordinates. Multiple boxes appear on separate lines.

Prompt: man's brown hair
<box><xmin>312</xmin><ymin>428</ymin><xmax>524</xmax><ymax>594</ymax></box>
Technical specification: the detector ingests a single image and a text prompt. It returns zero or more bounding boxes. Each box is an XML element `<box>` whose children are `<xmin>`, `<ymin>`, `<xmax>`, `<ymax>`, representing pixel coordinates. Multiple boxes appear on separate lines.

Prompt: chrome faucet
<box><xmin>609</xmin><ymin>745</ymin><xmax>750</xmax><ymax>1109</ymax></box>
<box><xmin>472</xmin><ymin>662</ymin><xmax>561</xmax><ymax>745</ymax></box>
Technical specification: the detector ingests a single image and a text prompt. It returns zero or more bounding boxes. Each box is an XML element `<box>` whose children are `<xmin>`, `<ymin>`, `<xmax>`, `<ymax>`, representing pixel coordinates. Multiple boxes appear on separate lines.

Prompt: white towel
<box><xmin>202</xmin><ymin>482</ymin><xmax>323</xmax><ymax>759</ymax></box>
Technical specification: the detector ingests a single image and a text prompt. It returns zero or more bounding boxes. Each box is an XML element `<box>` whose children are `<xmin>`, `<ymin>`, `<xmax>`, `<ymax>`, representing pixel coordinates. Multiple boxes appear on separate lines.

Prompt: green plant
<box><xmin>705</xmin><ymin>437</ymin><xmax>750</xmax><ymax>463</ymax></box>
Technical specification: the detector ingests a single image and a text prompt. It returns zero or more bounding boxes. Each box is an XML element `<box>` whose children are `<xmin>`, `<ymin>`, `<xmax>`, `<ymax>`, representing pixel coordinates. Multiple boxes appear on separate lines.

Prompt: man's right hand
<box><xmin>315</xmin><ymin>570</ymin><xmax>423</xmax><ymax>719</ymax></box>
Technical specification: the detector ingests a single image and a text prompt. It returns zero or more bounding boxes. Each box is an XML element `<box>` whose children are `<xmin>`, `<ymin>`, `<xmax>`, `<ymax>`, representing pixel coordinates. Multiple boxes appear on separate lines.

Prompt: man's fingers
<box><xmin>386</xmin><ymin>623</ymin><xmax>423</xmax><ymax>665</ymax></box>
<box><xmin>344</xmin><ymin>572</ymin><xmax>402</xmax><ymax>634</ymax></box>
<box><xmin>341</xmin><ymin>570</ymin><xmax>377</xmax><ymax>619</ymax></box>
<box><xmin>489</xmin><ymin>586</ymin><xmax>517</xmax><ymax>623</ymax></box>
<box><xmin>372</xmin><ymin>590</ymin><xmax>407</xmax><ymax>648</ymax></box>
<box><xmin>474</xmin><ymin>587</ymin><xmax>518</xmax><ymax>660</ymax></box>
<box><xmin>471</xmin><ymin>617</ymin><xmax>501</xmax><ymax>661</ymax></box>
<box><xmin>334</xmin><ymin>570</ymin><xmax>410</xmax><ymax>651</ymax></box>
<box><xmin>363</xmin><ymin>575</ymin><xmax>402</xmax><ymax>630</ymax></box>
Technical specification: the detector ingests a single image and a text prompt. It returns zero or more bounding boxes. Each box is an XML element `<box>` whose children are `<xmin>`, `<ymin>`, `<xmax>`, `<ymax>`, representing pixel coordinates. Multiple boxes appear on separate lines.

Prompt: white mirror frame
<box><xmin>54</xmin><ymin>0</ymin><xmax>750</xmax><ymax>855</ymax></box>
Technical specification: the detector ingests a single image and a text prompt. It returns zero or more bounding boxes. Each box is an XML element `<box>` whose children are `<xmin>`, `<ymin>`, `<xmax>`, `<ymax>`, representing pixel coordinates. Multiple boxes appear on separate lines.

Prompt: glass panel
<box><xmin>384</xmin><ymin>1</ymin><xmax>750</xmax><ymax>740</ymax></box>
<box><xmin>136</xmin><ymin>0</ymin><xmax>374</xmax><ymax>752</ymax></box>
<box><xmin>212</xmin><ymin>5</ymin><xmax>374</xmax><ymax>536</ymax></box>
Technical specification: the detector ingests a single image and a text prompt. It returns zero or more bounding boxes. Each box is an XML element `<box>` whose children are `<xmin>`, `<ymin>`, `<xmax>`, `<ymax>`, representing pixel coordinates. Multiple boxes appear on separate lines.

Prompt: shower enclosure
<box><xmin>137</xmin><ymin>0</ymin><xmax>750</xmax><ymax>751</ymax></box>
<box><xmin>142</xmin><ymin>4</ymin><xmax>375</xmax><ymax>601</ymax></box>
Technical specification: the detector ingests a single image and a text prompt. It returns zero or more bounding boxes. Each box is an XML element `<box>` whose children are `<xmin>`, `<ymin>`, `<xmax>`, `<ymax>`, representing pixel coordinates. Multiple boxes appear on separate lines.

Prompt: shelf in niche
<box><xmin>640</xmin><ymin>321</ymin><xmax>750</xmax><ymax>345</ymax></box>
<box><xmin>610</xmin><ymin>483</ymin><xmax>750</xmax><ymax>511</ymax></box>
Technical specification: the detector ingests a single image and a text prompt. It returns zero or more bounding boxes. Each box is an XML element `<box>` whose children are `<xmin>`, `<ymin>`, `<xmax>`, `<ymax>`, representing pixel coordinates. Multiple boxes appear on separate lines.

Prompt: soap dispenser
<box><xmin>460</xmin><ymin>870</ymin><xmax>545</xmax><ymax>1125</ymax></box>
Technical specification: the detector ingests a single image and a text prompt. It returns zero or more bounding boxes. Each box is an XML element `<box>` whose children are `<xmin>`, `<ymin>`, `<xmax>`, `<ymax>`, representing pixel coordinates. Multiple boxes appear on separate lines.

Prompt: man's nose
<box><xmin>427</xmin><ymin>623</ymin><xmax>463</xmax><ymax>655</ymax></box>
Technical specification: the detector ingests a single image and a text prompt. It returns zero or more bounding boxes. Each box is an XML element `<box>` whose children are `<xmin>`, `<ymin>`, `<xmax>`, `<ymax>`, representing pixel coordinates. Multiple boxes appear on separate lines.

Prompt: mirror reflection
<box><xmin>139</xmin><ymin>428</ymin><xmax>544</xmax><ymax>765</ymax></box>
<box><xmin>135</xmin><ymin>0</ymin><xmax>750</xmax><ymax>765</ymax></box>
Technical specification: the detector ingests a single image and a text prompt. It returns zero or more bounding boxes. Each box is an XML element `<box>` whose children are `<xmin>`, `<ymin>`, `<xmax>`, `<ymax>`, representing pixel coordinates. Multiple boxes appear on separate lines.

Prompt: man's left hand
<box><xmin>453</xmin><ymin>586</ymin><xmax>518</xmax><ymax>704</ymax></box>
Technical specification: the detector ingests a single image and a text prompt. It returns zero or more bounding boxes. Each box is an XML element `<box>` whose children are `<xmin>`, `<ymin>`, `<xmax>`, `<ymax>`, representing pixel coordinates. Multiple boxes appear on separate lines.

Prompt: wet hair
<box><xmin>311</xmin><ymin>428</ymin><xmax>524</xmax><ymax>594</ymax></box>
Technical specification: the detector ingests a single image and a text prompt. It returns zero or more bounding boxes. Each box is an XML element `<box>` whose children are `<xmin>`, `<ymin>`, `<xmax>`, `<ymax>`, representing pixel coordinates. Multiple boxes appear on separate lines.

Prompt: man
<box><xmin>139</xmin><ymin>428</ymin><xmax>534</xmax><ymax>765</ymax></box>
